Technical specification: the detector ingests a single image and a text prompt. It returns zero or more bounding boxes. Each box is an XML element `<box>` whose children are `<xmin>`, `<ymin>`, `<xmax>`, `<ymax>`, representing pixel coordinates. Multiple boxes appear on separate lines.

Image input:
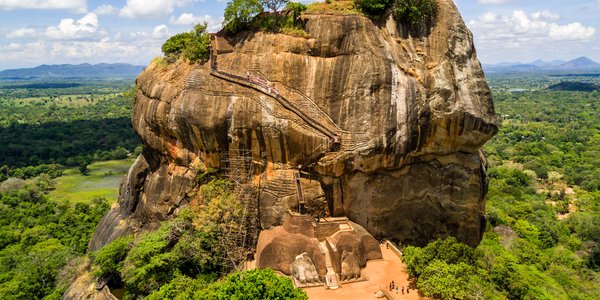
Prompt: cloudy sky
<box><xmin>0</xmin><ymin>0</ymin><xmax>599</xmax><ymax>70</ymax></box>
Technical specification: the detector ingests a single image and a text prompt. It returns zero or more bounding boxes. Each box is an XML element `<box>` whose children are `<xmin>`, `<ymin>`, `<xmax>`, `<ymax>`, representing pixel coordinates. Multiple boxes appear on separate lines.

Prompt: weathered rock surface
<box><xmin>63</xmin><ymin>268</ymin><xmax>117</xmax><ymax>300</ymax></box>
<box><xmin>291</xmin><ymin>253</ymin><xmax>321</xmax><ymax>284</ymax></box>
<box><xmin>340</xmin><ymin>251</ymin><xmax>361</xmax><ymax>281</ymax></box>
<box><xmin>89</xmin><ymin>0</ymin><xmax>497</xmax><ymax>253</ymax></box>
<box><xmin>255</xmin><ymin>212</ymin><xmax>381</xmax><ymax>281</ymax></box>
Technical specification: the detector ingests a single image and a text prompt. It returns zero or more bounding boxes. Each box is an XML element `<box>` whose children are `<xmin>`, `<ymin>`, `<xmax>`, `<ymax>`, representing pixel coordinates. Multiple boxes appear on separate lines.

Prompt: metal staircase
<box><xmin>209</xmin><ymin>34</ymin><xmax>371</xmax><ymax>156</ymax></box>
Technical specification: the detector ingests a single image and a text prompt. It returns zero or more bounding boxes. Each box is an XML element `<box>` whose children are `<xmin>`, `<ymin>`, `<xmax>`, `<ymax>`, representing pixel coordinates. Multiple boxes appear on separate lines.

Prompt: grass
<box><xmin>281</xmin><ymin>26</ymin><xmax>311</xmax><ymax>38</ymax></box>
<box><xmin>49</xmin><ymin>157</ymin><xmax>135</xmax><ymax>204</ymax></box>
<box><xmin>305</xmin><ymin>0</ymin><xmax>361</xmax><ymax>15</ymax></box>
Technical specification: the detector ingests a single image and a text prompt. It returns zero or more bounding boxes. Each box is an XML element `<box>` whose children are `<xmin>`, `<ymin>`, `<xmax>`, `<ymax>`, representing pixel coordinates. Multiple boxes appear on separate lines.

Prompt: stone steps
<box><xmin>319</xmin><ymin>241</ymin><xmax>339</xmax><ymax>289</ymax></box>
<box><xmin>263</xmin><ymin>170</ymin><xmax>296</xmax><ymax>196</ymax></box>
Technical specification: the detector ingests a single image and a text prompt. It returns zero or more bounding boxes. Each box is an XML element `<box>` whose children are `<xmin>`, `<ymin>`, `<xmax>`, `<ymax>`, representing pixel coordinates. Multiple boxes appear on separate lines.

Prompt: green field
<box><xmin>49</xmin><ymin>157</ymin><xmax>135</xmax><ymax>203</ymax></box>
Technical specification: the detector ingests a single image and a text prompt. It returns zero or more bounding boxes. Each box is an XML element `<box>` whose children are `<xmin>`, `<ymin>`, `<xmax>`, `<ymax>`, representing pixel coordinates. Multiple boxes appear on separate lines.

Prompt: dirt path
<box><xmin>305</xmin><ymin>243</ymin><xmax>426</xmax><ymax>300</ymax></box>
<box><xmin>558</xmin><ymin>186</ymin><xmax>578</xmax><ymax>220</ymax></box>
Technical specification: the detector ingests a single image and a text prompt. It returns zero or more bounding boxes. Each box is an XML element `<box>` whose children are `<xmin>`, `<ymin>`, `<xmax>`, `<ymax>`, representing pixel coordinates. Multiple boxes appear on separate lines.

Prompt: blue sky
<box><xmin>0</xmin><ymin>0</ymin><xmax>599</xmax><ymax>70</ymax></box>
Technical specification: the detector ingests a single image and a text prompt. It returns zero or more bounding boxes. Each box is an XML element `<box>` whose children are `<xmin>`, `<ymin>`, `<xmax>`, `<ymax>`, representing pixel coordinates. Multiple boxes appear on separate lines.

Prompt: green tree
<box><xmin>122</xmin><ymin>85</ymin><xmax>137</xmax><ymax>103</ymax></box>
<box><xmin>355</xmin><ymin>0</ymin><xmax>392</xmax><ymax>16</ymax></box>
<box><xmin>161</xmin><ymin>33</ymin><xmax>191</xmax><ymax>59</ymax></box>
<box><xmin>183</xmin><ymin>24</ymin><xmax>212</xmax><ymax>63</ymax></box>
<box><xmin>78</xmin><ymin>163</ymin><xmax>89</xmax><ymax>175</ymax></box>
<box><xmin>261</xmin><ymin>0</ymin><xmax>289</xmax><ymax>13</ymax></box>
<box><xmin>92</xmin><ymin>236</ymin><xmax>134</xmax><ymax>285</ymax></box>
<box><xmin>161</xmin><ymin>24</ymin><xmax>211</xmax><ymax>63</ymax></box>
<box><xmin>417</xmin><ymin>260</ymin><xmax>472</xmax><ymax>299</ymax></box>
<box><xmin>211</xmin><ymin>268</ymin><xmax>308</xmax><ymax>300</ymax></box>
<box><xmin>394</xmin><ymin>0</ymin><xmax>437</xmax><ymax>26</ymax></box>
<box><xmin>223</xmin><ymin>0</ymin><xmax>263</xmax><ymax>32</ymax></box>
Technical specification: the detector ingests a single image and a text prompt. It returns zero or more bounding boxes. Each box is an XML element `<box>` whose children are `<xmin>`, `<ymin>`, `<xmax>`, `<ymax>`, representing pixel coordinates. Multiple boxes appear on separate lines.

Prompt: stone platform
<box><xmin>255</xmin><ymin>211</ymin><xmax>382</xmax><ymax>289</ymax></box>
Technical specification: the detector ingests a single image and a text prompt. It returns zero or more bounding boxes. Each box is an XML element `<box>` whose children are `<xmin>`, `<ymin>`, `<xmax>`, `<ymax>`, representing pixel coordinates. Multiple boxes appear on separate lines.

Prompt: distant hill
<box><xmin>0</xmin><ymin>63</ymin><xmax>145</xmax><ymax>80</ymax></box>
<box><xmin>547</xmin><ymin>81</ymin><xmax>600</xmax><ymax>92</ymax></box>
<box><xmin>557</xmin><ymin>57</ymin><xmax>600</xmax><ymax>70</ymax></box>
<box><xmin>484</xmin><ymin>57</ymin><xmax>600</xmax><ymax>73</ymax></box>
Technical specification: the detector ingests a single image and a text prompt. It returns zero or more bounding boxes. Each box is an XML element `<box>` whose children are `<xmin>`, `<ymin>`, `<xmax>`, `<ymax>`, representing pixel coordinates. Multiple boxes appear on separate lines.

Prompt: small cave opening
<box><xmin>99</xmin><ymin>275</ymin><xmax>125</xmax><ymax>299</ymax></box>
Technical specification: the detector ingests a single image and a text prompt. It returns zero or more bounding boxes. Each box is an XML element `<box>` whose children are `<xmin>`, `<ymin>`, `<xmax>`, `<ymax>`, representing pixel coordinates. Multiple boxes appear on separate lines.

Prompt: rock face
<box><xmin>89</xmin><ymin>0</ymin><xmax>497</xmax><ymax>252</ymax></box>
<box><xmin>254</xmin><ymin>212</ymin><xmax>381</xmax><ymax>282</ymax></box>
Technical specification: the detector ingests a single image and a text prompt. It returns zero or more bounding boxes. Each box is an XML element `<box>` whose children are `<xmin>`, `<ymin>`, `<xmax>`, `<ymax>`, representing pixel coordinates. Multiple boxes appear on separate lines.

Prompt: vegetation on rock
<box><xmin>354</xmin><ymin>0</ymin><xmax>392</xmax><ymax>16</ymax></box>
<box><xmin>223</xmin><ymin>0</ymin><xmax>264</xmax><ymax>32</ymax></box>
<box><xmin>161</xmin><ymin>24</ymin><xmax>211</xmax><ymax>63</ymax></box>
<box><xmin>305</xmin><ymin>0</ymin><xmax>361</xmax><ymax>15</ymax></box>
<box><xmin>352</xmin><ymin>0</ymin><xmax>437</xmax><ymax>25</ymax></box>
<box><xmin>394</xmin><ymin>0</ymin><xmax>437</xmax><ymax>26</ymax></box>
<box><xmin>90</xmin><ymin>177</ymin><xmax>301</xmax><ymax>298</ymax></box>
<box><xmin>223</xmin><ymin>0</ymin><xmax>307</xmax><ymax>35</ymax></box>
<box><xmin>145</xmin><ymin>268</ymin><xmax>307</xmax><ymax>300</ymax></box>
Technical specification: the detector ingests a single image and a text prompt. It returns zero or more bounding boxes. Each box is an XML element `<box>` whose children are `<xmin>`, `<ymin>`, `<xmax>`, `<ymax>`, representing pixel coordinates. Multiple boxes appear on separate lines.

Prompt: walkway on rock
<box><xmin>209</xmin><ymin>34</ymin><xmax>344</xmax><ymax>148</ymax></box>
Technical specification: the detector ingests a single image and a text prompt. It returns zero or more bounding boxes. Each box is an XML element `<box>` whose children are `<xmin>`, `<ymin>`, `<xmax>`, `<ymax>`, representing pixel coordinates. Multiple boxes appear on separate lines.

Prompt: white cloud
<box><xmin>468</xmin><ymin>10</ymin><xmax>597</xmax><ymax>63</ymax></box>
<box><xmin>170</xmin><ymin>13</ymin><xmax>197</xmax><ymax>25</ymax></box>
<box><xmin>130</xmin><ymin>31</ymin><xmax>149</xmax><ymax>38</ymax></box>
<box><xmin>120</xmin><ymin>0</ymin><xmax>192</xmax><ymax>19</ymax></box>
<box><xmin>469</xmin><ymin>10</ymin><xmax>596</xmax><ymax>43</ymax></box>
<box><xmin>6</xmin><ymin>28</ymin><xmax>36</xmax><ymax>38</ymax></box>
<box><xmin>549</xmin><ymin>22</ymin><xmax>596</xmax><ymax>40</ymax></box>
<box><xmin>94</xmin><ymin>4</ymin><xmax>117</xmax><ymax>15</ymax></box>
<box><xmin>151</xmin><ymin>25</ymin><xmax>170</xmax><ymax>39</ymax></box>
<box><xmin>0</xmin><ymin>41</ymin><xmax>46</xmax><ymax>66</ymax></box>
<box><xmin>477</xmin><ymin>0</ymin><xmax>510</xmax><ymax>4</ymax></box>
<box><xmin>46</xmin><ymin>12</ymin><xmax>99</xmax><ymax>40</ymax></box>
<box><xmin>531</xmin><ymin>10</ymin><xmax>559</xmax><ymax>22</ymax></box>
<box><xmin>1</xmin><ymin>32</ymin><xmax>166</xmax><ymax>68</ymax></box>
<box><xmin>169</xmin><ymin>13</ymin><xmax>223</xmax><ymax>31</ymax></box>
<box><xmin>0</xmin><ymin>0</ymin><xmax>87</xmax><ymax>13</ymax></box>
<box><xmin>49</xmin><ymin>38</ymin><xmax>138</xmax><ymax>59</ymax></box>
<box><xmin>7</xmin><ymin>43</ymin><xmax>21</xmax><ymax>50</ymax></box>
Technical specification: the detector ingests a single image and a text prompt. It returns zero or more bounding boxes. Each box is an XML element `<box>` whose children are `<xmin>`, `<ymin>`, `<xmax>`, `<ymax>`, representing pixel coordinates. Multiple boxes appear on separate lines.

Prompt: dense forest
<box><xmin>401</xmin><ymin>75</ymin><xmax>600</xmax><ymax>299</ymax></box>
<box><xmin>0</xmin><ymin>81</ymin><xmax>140</xmax><ymax>181</ymax></box>
<box><xmin>0</xmin><ymin>80</ymin><xmax>138</xmax><ymax>298</ymax></box>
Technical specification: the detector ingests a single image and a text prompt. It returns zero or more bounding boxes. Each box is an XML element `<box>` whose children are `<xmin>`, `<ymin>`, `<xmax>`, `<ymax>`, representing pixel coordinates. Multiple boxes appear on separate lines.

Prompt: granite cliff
<box><xmin>89</xmin><ymin>0</ymin><xmax>497</xmax><ymax>256</ymax></box>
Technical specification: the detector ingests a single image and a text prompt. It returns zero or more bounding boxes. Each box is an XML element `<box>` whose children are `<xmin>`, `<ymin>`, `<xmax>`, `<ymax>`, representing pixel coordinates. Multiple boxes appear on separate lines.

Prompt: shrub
<box><xmin>161</xmin><ymin>33</ymin><xmax>190</xmax><ymax>58</ymax></box>
<box><xmin>403</xmin><ymin>237</ymin><xmax>475</xmax><ymax>277</ymax></box>
<box><xmin>355</xmin><ymin>0</ymin><xmax>392</xmax><ymax>16</ymax></box>
<box><xmin>92</xmin><ymin>235</ymin><xmax>133</xmax><ymax>284</ymax></box>
<box><xmin>223</xmin><ymin>0</ymin><xmax>263</xmax><ymax>32</ymax></box>
<box><xmin>394</xmin><ymin>0</ymin><xmax>437</xmax><ymax>26</ymax></box>
<box><xmin>211</xmin><ymin>268</ymin><xmax>308</xmax><ymax>299</ymax></box>
<box><xmin>417</xmin><ymin>260</ymin><xmax>472</xmax><ymax>299</ymax></box>
<box><xmin>161</xmin><ymin>24</ymin><xmax>211</xmax><ymax>63</ymax></box>
<box><xmin>224</xmin><ymin>0</ymin><xmax>308</xmax><ymax>34</ymax></box>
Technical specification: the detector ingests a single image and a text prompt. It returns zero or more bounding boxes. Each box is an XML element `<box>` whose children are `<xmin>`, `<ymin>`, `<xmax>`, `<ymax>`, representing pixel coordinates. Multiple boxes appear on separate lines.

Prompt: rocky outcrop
<box><xmin>89</xmin><ymin>0</ymin><xmax>497</xmax><ymax>252</ymax></box>
<box><xmin>63</xmin><ymin>269</ymin><xmax>118</xmax><ymax>300</ymax></box>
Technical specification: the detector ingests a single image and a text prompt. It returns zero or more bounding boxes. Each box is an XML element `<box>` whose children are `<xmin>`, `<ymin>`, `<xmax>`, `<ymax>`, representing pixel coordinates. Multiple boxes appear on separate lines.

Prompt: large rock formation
<box><xmin>89</xmin><ymin>0</ymin><xmax>497</xmax><ymax>254</ymax></box>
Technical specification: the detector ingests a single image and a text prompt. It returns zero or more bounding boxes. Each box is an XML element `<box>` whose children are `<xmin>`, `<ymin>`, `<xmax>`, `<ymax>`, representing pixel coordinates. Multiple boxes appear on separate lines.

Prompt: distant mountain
<box><xmin>531</xmin><ymin>59</ymin><xmax>565</xmax><ymax>67</ymax></box>
<box><xmin>0</xmin><ymin>63</ymin><xmax>145</xmax><ymax>80</ymax></box>
<box><xmin>557</xmin><ymin>57</ymin><xmax>600</xmax><ymax>70</ymax></box>
<box><xmin>483</xmin><ymin>57</ymin><xmax>600</xmax><ymax>73</ymax></box>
